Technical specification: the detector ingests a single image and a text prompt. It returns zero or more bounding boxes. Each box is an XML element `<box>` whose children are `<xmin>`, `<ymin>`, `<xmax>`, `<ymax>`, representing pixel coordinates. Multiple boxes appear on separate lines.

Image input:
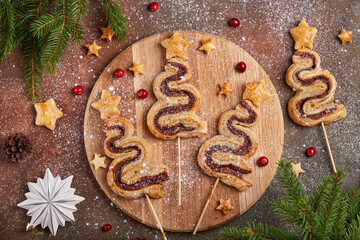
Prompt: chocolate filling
<box><xmin>104</xmin><ymin>124</ymin><xmax>169</xmax><ymax>191</ymax></box>
<box><xmin>205</xmin><ymin>145</ymin><xmax>252</xmax><ymax>179</ymax></box>
<box><xmin>153</xmin><ymin>61</ymin><xmax>196</xmax><ymax>136</ymax></box>
<box><xmin>204</xmin><ymin>101</ymin><xmax>256</xmax><ymax>179</ymax></box>
<box><xmin>294</xmin><ymin>52</ymin><xmax>336</xmax><ymax>120</ymax></box>
<box><xmin>112</xmin><ymin>147</ymin><xmax>169</xmax><ymax>191</ymax></box>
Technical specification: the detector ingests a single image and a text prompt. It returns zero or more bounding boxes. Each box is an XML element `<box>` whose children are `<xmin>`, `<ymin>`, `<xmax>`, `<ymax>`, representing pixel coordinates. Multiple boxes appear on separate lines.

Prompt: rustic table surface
<box><xmin>0</xmin><ymin>0</ymin><xmax>359</xmax><ymax>239</ymax></box>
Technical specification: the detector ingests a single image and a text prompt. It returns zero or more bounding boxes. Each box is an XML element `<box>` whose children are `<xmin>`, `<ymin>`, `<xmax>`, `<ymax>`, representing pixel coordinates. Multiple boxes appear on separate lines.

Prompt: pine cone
<box><xmin>3</xmin><ymin>133</ymin><xmax>33</xmax><ymax>162</ymax></box>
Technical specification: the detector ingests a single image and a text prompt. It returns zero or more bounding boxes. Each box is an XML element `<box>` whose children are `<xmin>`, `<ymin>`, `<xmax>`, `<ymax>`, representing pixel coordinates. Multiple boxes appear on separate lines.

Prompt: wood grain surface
<box><xmin>84</xmin><ymin>31</ymin><xmax>284</xmax><ymax>232</ymax></box>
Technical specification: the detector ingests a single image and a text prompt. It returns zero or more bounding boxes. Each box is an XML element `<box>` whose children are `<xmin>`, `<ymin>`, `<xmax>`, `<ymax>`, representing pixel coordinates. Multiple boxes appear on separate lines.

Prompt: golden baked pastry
<box><xmin>242</xmin><ymin>79</ymin><xmax>269</xmax><ymax>108</ymax></box>
<box><xmin>104</xmin><ymin>116</ymin><xmax>169</xmax><ymax>199</ymax></box>
<box><xmin>35</xmin><ymin>98</ymin><xmax>63</xmax><ymax>130</ymax></box>
<box><xmin>286</xmin><ymin>48</ymin><xmax>346</xmax><ymax>126</ymax></box>
<box><xmin>218</xmin><ymin>82</ymin><xmax>234</xmax><ymax>98</ymax></box>
<box><xmin>198</xmin><ymin>80</ymin><xmax>269</xmax><ymax>192</ymax></box>
<box><xmin>338</xmin><ymin>29</ymin><xmax>352</xmax><ymax>45</ymax></box>
<box><xmin>147</xmin><ymin>57</ymin><xmax>207</xmax><ymax>139</ymax></box>
<box><xmin>91</xmin><ymin>90</ymin><xmax>121</xmax><ymax>120</ymax></box>
<box><xmin>216</xmin><ymin>199</ymin><xmax>234</xmax><ymax>215</ymax></box>
<box><xmin>129</xmin><ymin>61</ymin><xmax>145</xmax><ymax>76</ymax></box>
<box><xmin>290</xmin><ymin>18</ymin><xmax>317</xmax><ymax>50</ymax></box>
<box><xmin>199</xmin><ymin>38</ymin><xmax>216</xmax><ymax>54</ymax></box>
<box><xmin>90</xmin><ymin>154</ymin><xmax>106</xmax><ymax>171</ymax></box>
<box><xmin>85</xmin><ymin>41</ymin><xmax>102</xmax><ymax>56</ymax></box>
<box><xmin>291</xmin><ymin>162</ymin><xmax>305</xmax><ymax>178</ymax></box>
<box><xmin>100</xmin><ymin>26</ymin><xmax>115</xmax><ymax>42</ymax></box>
<box><xmin>160</xmin><ymin>31</ymin><xmax>191</xmax><ymax>60</ymax></box>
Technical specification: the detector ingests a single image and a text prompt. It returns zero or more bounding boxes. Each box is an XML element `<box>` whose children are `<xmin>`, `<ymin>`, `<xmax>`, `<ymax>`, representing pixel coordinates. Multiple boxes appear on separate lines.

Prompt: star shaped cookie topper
<box><xmin>85</xmin><ymin>41</ymin><xmax>102</xmax><ymax>56</ymax></box>
<box><xmin>338</xmin><ymin>29</ymin><xmax>352</xmax><ymax>45</ymax></box>
<box><xmin>91</xmin><ymin>90</ymin><xmax>121</xmax><ymax>120</ymax></box>
<box><xmin>199</xmin><ymin>38</ymin><xmax>216</xmax><ymax>54</ymax></box>
<box><xmin>290</xmin><ymin>18</ymin><xmax>317</xmax><ymax>50</ymax></box>
<box><xmin>216</xmin><ymin>199</ymin><xmax>234</xmax><ymax>215</ymax></box>
<box><xmin>161</xmin><ymin>31</ymin><xmax>191</xmax><ymax>60</ymax></box>
<box><xmin>100</xmin><ymin>26</ymin><xmax>115</xmax><ymax>42</ymax></box>
<box><xmin>218</xmin><ymin>82</ymin><xmax>234</xmax><ymax>98</ymax></box>
<box><xmin>291</xmin><ymin>162</ymin><xmax>305</xmax><ymax>178</ymax></box>
<box><xmin>35</xmin><ymin>98</ymin><xmax>63</xmax><ymax>130</ymax></box>
<box><xmin>90</xmin><ymin>154</ymin><xmax>106</xmax><ymax>171</ymax></box>
<box><xmin>242</xmin><ymin>79</ymin><xmax>269</xmax><ymax>108</ymax></box>
<box><xmin>129</xmin><ymin>62</ymin><xmax>145</xmax><ymax>76</ymax></box>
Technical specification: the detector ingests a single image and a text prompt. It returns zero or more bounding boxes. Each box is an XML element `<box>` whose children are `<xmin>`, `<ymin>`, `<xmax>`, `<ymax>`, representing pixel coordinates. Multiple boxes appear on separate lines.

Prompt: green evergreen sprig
<box><xmin>219</xmin><ymin>160</ymin><xmax>360</xmax><ymax>240</ymax></box>
<box><xmin>103</xmin><ymin>0</ymin><xmax>127</xmax><ymax>40</ymax></box>
<box><xmin>0</xmin><ymin>0</ymin><xmax>127</xmax><ymax>101</ymax></box>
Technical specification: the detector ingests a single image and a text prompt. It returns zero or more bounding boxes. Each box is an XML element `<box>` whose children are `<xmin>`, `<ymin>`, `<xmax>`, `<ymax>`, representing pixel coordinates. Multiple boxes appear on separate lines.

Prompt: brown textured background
<box><xmin>0</xmin><ymin>0</ymin><xmax>359</xmax><ymax>239</ymax></box>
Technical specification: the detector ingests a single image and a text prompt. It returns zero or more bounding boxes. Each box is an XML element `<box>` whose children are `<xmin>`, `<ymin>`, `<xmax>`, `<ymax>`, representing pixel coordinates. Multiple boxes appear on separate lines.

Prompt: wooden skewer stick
<box><xmin>145</xmin><ymin>194</ymin><xmax>167</xmax><ymax>240</ymax></box>
<box><xmin>321</xmin><ymin>122</ymin><xmax>337</xmax><ymax>173</ymax></box>
<box><xmin>193</xmin><ymin>178</ymin><xmax>220</xmax><ymax>235</ymax></box>
<box><xmin>178</xmin><ymin>137</ymin><xmax>182</xmax><ymax>206</ymax></box>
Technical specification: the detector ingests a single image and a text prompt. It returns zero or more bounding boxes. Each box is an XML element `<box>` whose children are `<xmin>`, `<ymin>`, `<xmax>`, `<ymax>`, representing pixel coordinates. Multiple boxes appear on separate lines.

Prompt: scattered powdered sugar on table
<box><xmin>0</xmin><ymin>0</ymin><xmax>358</xmax><ymax>239</ymax></box>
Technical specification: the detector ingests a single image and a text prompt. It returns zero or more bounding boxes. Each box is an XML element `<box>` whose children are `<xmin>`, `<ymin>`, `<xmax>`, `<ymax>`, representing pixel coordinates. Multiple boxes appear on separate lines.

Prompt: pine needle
<box><xmin>103</xmin><ymin>0</ymin><xmax>127</xmax><ymax>40</ymax></box>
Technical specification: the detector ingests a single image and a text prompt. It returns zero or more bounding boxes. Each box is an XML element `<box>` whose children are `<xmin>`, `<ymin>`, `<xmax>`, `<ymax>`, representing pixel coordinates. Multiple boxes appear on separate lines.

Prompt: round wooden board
<box><xmin>84</xmin><ymin>31</ymin><xmax>284</xmax><ymax>232</ymax></box>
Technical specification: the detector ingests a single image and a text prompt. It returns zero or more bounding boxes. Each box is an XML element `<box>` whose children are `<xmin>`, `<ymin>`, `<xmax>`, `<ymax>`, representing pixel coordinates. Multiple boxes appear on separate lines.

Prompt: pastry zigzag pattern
<box><xmin>104</xmin><ymin>116</ymin><xmax>169</xmax><ymax>199</ymax></box>
<box><xmin>147</xmin><ymin>57</ymin><xmax>207</xmax><ymax>139</ymax></box>
<box><xmin>198</xmin><ymin>100</ymin><xmax>259</xmax><ymax>192</ymax></box>
<box><xmin>286</xmin><ymin>48</ymin><xmax>346</xmax><ymax>126</ymax></box>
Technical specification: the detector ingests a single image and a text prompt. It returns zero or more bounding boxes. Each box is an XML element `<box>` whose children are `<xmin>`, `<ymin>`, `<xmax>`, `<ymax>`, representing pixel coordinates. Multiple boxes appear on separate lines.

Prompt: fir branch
<box><xmin>0</xmin><ymin>0</ymin><xmax>32</xmax><ymax>62</ymax></box>
<box><xmin>346</xmin><ymin>188</ymin><xmax>360</xmax><ymax>221</ymax></box>
<box><xmin>219</xmin><ymin>227</ymin><xmax>247</xmax><ymax>240</ymax></box>
<box><xmin>219</xmin><ymin>223</ymin><xmax>298</xmax><ymax>240</ymax></box>
<box><xmin>23</xmin><ymin>36</ymin><xmax>43</xmax><ymax>100</ymax></box>
<box><xmin>345</xmin><ymin>216</ymin><xmax>360</xmax><ymax>240</ymax></box>
<box><xmin>308</xmin><ymin>174</ymin><xmax>333</xmax><ymax>211</ymax></box>
<box><xmin>217</xmin><ymin>160</ymin><xmax>360</xmax><ymax>240</ymax></box>
<box><xmin>277</xmin><ymin>160</ymin><xmax>305</xmax><ymax>205</ymax></box>
<box><xmin>317</xmin><ymin>169</ymin><xmax>344</xmax><ymax>237</ymax></box>
<box><xmin>103</xmin><ymin>0</ymin><xmax>127</xmax><ymax>40</ymax></box>
<box><xmin>23</xmin><ymin>0</ymin><xmax>48</xmax><ymax>101</ymax></box>
<box><xmin>333</xmin><ymin>196</ymin><xmax>348</xmax><ymax>240</ymax></box>
<box><xmin>0</xmin><ymin>1</ymin><xmax>15</xmax><ymax>62</ymax></box>
<box><xmin>273</xmin><ymin>199</ymin><xmax>302</xmax><ymax>226</ymax></box>
<box><xmin>30</xmin><ymin>13</ymin><xmax>60</xmax><ymax>38</ymax></box>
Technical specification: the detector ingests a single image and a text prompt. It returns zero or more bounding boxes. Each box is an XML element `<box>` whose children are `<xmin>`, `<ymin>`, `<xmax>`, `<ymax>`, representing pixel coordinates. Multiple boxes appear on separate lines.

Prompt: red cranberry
<box><xmin>306</xmin><ymin>147</ymin><xmax>316</xmax><ymax>157</ymax></box>
<box><xmin>149</xmin><ymin>2</ymin><xmax>159</xmax><ymax>12</ymax></box>
<box><xmin>258</xmin><ymin>156</ymin><xmax>269</xmax><ymax>167</ymax></box>
<box><xmin>114</xmin><ymin>68</ymin><xmax>124</xmax><ymax>78</ymax></box>
<box><xmin>73</xmin><ymin>85</ymin><xmax>84</xmax><ymax>95</ymax></box>
<box><xmin>103</xmin><ymin>223</ymin><xmax>112</xmax><ymax>232</ymax></box>
<box><xmin>137</xmin><ymin>89</ymin><xmax>148</xmax><ymax>99</ymax></box>
<box><xmin>237</xmin><ymin>62</ymin><xmax>246</xmax><ymax>72</ymax></box>
<box><xmin>229</xmin><ymin>18</ymin><xmax>240</xmax><ymax>28</ymax></box>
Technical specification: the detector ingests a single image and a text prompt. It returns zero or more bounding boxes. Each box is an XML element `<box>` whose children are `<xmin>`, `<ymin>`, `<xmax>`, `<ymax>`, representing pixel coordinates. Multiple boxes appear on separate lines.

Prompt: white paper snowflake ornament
<box><xmin>17</xmin><ymin>168</ymin><xmax>85</xmax><ymax>236</ymax></box>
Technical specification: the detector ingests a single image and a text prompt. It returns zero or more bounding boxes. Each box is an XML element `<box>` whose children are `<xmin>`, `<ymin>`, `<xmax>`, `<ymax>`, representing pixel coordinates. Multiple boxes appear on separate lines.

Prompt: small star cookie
<box><xmin>129</xmin><ymin>62</ymin><xmax>145</xmax><ymax>76</ymax></box>
<box><xmin>216</xmin><ymin>199</ymin><xmax>234</xmax><ymax>215</ymax></box>
<box><xmin>161</xmin><ymin>31</ymin><xmax>191</xmax><ymax>60</ymax></box>
<box><xmin>85</xmin><ymin>41</ymin><xmax>102</xmax><ymax>56</ymax></box>
<box><xmin>90</xmin><ymin>154</ymin><xmax>106</xmax><ymax>170</ymax></box>
<box><xmin>290</xmin><ymin>18</ymin><xmax>317</xmax><ymax>50</ymax></box>
<box><xmin>218</xmin><ymin>82</ymin><xmax>234</xmax><ymax>98</ymax></box>
<box><xmin>338</xmin><ymin>29</ymin><xmax>352</xmax><ymax>45</ymax></box>
<box><xmin>35</xmin><ymin>98</ymin><xmax>63</xmax><ymax>130</ymax></box>
<box><xmin>242</xmin><ymin>79</ymin><xmax>269</xmax><ymax>108</ymax></box>
<box><xmin>291</xmin><ymin>162</ymin><xmax>305</xmax><ymax>178</ymax></box>
<box><xmin>91</xmin><ymin>90</ymin><xmax>121</xmax><ymax>120</ymax></box>
<box><xmin>101</xmin><ymin>26</ymin><xmax>115</xmax><ymax>42</ymax></box>
<box><xmin>199</xmin><ymin>38</ymin><xmax>216</xmax><ymax>54</ymax></box>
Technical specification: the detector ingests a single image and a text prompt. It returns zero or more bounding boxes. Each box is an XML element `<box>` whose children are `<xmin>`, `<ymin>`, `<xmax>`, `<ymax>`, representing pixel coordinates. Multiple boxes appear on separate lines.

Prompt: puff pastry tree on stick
<box><xmin>194</xmin><ymin>79</ymin><xmax>269</xmax><ymax>234</ymax></box>
<box><xmin>147</xmin><ymin>31</ymin><xmax>207</xmax><ymax>205</ymax></box>
<box><xmin>92</xmin><ymin>90</ymin><xmax>169</xmax><ymax>239</ymax></box>
<box><xmin>287</xmin><ymin>19</ymin><xmax>346</xmax><ymax>173</ymax></box>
